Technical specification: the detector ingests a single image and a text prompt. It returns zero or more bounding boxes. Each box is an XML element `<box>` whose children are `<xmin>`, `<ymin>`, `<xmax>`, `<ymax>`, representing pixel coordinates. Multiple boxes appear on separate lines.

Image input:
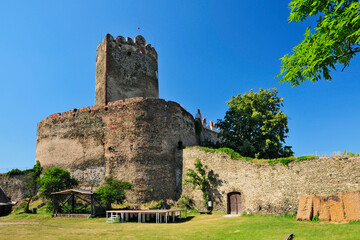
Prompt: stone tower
<box><xmin>95</xmin><ymin>34</ymin><xmax>159</xmax><ymax>105</ymax></box>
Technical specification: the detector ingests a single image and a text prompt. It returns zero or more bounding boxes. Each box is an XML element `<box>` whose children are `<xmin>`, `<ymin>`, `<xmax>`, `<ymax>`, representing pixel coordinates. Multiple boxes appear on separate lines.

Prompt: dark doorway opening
<box><xmin>227</xmin><ymin>192</ymin><xmax>242</xmax><ymax>215</ymax></box>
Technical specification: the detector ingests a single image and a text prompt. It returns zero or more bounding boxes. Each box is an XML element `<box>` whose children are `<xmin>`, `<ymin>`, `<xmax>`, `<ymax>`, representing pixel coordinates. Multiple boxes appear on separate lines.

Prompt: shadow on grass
<box><xmin>103</xmin><ymin>215</ymin><xmax>195</xmax><ymax>224</ymax></box>
<box><xmin>172</xmin><ymin>216</ymin><xmax>195</xmax><ymax>223</ymax></box>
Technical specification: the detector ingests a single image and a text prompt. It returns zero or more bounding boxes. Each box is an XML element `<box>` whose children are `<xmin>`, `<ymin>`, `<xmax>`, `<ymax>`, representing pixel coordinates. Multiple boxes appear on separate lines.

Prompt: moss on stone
<box><xmin>186</xmin><ymin>146</ymin><xmax>253</xmax><ymax>161</ymax></box>
<box><xmin>187</xmin><ymin>146</ymin><xmax>316</xmax><ymax>166</ymax></box>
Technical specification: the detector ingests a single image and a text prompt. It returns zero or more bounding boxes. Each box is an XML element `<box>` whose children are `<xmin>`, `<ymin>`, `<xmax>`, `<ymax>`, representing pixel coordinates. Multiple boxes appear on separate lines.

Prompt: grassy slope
<box><xmin>1</xmin><ymin>212</ymin><xmax>359</xmax><ymax>240</ymax></box>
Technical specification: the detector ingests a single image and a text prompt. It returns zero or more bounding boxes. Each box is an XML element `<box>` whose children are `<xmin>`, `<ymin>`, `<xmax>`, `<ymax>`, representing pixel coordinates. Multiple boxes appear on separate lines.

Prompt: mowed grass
<box><xmin>1</xmin><ymin>212</ymin><xmax>360</xmax><ymax>240</ymax></box>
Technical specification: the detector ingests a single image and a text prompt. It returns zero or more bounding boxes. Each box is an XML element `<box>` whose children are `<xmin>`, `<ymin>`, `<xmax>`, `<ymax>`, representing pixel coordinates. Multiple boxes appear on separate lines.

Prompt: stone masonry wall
<box><xmin>36</xmin><ymin>98</ymin><xmax>198</xmax><ymax>202</ymax></box>
<box><xmin>0</xmin><ymin>174</ymin><xmax>28</xmax><ymax>202</ymax></box>
<box><xmin>95</xmin><ymin>34</ymin><xmax>159</xmax><ymax>105</ymax></box>
<box><xmin>36</xmin><ymin>106</ymin><xmax>106</xmax><ymax>189</ymax></box>
<box><xmin>182</xmin><ymin>148</ymin><xmax>360</xmax><ymax>215</ymax></box>
<box><xmin>200</xmin><ymin>128</ymin><xmax>220</xmax><ymax>144</ymax></box>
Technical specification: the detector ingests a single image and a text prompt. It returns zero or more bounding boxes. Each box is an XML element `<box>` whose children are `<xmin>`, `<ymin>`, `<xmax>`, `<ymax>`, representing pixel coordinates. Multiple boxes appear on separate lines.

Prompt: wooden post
<box><xmin>52</xmin><ymin>195</ymin><xmax>56</xmax><ymax>215</ymax></box>
<box><xmin>91</xmin><ymin>195</ymin><xmax>94</xmax><ymax>216</ymax></box>
<box><xmin>72</xmin><ymin>193</ymin><xmax>75</xmax><ymax>213</ymax></box>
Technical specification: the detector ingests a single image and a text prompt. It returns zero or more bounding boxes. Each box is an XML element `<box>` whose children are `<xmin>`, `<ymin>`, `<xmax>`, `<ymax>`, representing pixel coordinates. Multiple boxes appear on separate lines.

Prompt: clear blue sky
<box><xmin>1</xmin><ymin>0</ymin><xmax>359</xmax><ymax>172</ymax></box>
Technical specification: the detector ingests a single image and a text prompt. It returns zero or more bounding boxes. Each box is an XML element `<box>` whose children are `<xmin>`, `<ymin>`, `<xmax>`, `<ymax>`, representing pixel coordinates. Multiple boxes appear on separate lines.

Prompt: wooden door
<box><xmin>228</xmin><ymin>192</ymin><xmax>242</xmax><ymax>215</ymax></box>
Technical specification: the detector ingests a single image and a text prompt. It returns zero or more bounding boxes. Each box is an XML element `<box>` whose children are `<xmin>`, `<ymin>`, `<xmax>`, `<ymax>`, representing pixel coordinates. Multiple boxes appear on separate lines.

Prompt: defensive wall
<box><xmin>182</xmin><ymin>148</ymin><xmax>360</xmax><ymax>215</ymax></box>
<box><xmin>200</xmin><ymin>128</ymin><xmax>220</xmax><ymax>144</ymax></box>
<box><xmin>0</xmin><ymin>174</ymin><xmax>28</xmax><ymax>202</ymax></box>
<box><xmin>7</xmin><ymin>33</ymin><xmax>359</xmax><ymax>215</ymax></box>
<box><xmin>36</xmin><ymin>97</ymin><xmax>198</xmax><ymax>203</ymax></box>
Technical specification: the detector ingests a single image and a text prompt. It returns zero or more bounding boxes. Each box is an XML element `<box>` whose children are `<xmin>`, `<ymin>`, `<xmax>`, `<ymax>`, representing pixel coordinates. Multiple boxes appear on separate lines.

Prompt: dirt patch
<box><xmin>0</xmin><ymin>222</ymin><xmax>39</xmax><ymax>226</ymax></box>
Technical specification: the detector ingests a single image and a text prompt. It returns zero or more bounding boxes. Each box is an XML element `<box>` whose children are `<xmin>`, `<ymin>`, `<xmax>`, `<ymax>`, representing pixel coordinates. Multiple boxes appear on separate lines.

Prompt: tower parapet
<box><xmin>95</xmin><ymin>34</ymin><xmax>159</xmax><ymax>105</ymax></box>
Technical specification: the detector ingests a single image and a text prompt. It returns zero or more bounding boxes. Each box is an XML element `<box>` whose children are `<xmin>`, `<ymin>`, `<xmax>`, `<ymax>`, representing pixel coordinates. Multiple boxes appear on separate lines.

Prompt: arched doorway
<box><xmin>228</xmin><ymin>192</ymin><xmax>242</xmax><ymax>215</ymax></box>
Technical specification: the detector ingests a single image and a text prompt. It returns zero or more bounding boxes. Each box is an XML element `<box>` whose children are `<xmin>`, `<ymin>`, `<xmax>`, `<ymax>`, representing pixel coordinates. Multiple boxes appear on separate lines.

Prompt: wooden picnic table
<box><xmin>106</xmin><ymin>209</ymin><xmax>184</xmax><ymax>224</ymax></box>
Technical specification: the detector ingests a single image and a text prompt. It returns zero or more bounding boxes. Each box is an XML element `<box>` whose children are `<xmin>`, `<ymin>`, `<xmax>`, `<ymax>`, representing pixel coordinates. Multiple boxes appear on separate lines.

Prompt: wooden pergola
<box><xmin>51</xmin><ymin>189</ymin><xmax>106</xmax><ymax>217</ymax></box>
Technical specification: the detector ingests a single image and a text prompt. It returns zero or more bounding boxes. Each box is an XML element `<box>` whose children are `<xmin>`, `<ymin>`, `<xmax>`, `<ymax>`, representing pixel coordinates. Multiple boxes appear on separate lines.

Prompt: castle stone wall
<box><xmin>200</xmin><ymin>128</ymin><xmax>220</xmax><ymax>144</ymax></box>
<box><xmin>36</xmin><ymin>106</ymin><xmax>106</xmax><ymax>189</ymax></box>
<box><xmin>95</xmin><ymin>37</ymin><xmax>107</xmax><ymax>105</ymax></box>
<box><xmin>36</xmin><ymin>98</ymin><xmax>198</xmax><ymax>202</ymax></box>
<box><xmin>95</xmin><ymin>34</ymin><xmax>159</xmax><ymax>105</ymax></box>
<box><xmin>182</xmin><ymin>148</ymin><xmax>360</xmax><ymax>215</ymax></box>
<box><xmin>0</xmin><ymin>174</ymin><xmax>28</xmax><ymax>202</ymax></box>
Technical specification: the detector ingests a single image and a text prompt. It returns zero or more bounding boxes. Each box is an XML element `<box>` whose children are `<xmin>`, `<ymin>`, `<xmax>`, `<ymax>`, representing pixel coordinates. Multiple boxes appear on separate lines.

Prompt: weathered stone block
<box><xmin>319</xmin><ymin>196</ymin><xmax>331</xmax><ymax>221</ymax></box>
<box><xmin>328</xmin><ymin>194</ymin><xmax>345</xmax><ymax>222</ymax></box>
<box><xmin>343</xmin><ymin>191</ymin><xmax>360</xmax><ymax>221</ymax></box>
<box><xmin>312</xmin><ymin>195</ymin><xmax>321</xmax><ymax>217</ymax></box>
<box><xmin>296</xmin><ymin>195</ymin><xmax>313</xmax><ymax>221</ymax></box>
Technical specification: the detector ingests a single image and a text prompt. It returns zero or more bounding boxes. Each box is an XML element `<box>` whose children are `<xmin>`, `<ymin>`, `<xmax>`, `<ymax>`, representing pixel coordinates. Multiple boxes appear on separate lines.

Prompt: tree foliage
<box><xmin>7</xmin><ymin>160</ymin><xmax>43</xmax><ymax>177</ymax></box>
<box><xmin>23</xmin><ymin>161</ymin><xmax>43</xmax><ymax>212</ymax></box>
<box><xmin>277</xmin><ymin>0</ymin><xmax>360</xmax><ymax>86</ymax></box>
<box><xmin>38</xmin><ymin>167</ymin><xmax>78</xmax><ymax>199</ymax></box>
<box><xmin>95</xmin><ymin>176</ymin><xmax>132</xmax><ymax>209</ymax></box>
<box><xmin>217</xmin><ymin>88</ymin><xmax>293</xmax><ymax>159</ymax></box>
<box><xmin>184</xmin><ymin>159</ymin><xmax>216</xmax><ymax>208</ymax></box>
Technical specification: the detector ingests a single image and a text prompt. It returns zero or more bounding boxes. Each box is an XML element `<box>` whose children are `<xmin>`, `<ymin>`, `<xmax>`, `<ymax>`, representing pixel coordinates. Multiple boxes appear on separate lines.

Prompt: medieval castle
<box><xmin>1</xmin><ymin>34</ymin><xmax>359</xmax><ymax>216</ymax></box>
<box><xmin>35</xmin><ymin>34</ymin><xmax>219</xmax><ymax>204</ymax></box>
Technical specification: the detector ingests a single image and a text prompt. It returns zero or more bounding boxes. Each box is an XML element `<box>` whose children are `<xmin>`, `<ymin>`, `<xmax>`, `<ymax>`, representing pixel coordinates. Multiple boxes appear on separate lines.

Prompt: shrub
<box><xmin>7</xmin><ymin>160</ymin><xmax>43</xmax><ymax>177</ymax></box>
<box><xmin>38</xmin><ymin>167</ymin><xmax>78</xmax><ymax>200</ymax></box>
<box><xmin>177</xmin><ymin>195</ymin><xmax>191</xmax><ymax>209</ymax></box>
<box><xmin>148</xmin><ymin>200</ymin><xmax>163</xmax><ymax>210</ymax></box>
<box><xmin>312</xmin><ymin>212</ymin><xmax>319</xmax><ymax>221</ymax></box>
<box><xmin>7</xmin><ymin>168</ymin><xmax>24</xmax><ymax>177</ymax></box>
<box><xmin>95</xmin><ymin>176</ymin><xmax>132</xmax><ymax>209</ymax></box>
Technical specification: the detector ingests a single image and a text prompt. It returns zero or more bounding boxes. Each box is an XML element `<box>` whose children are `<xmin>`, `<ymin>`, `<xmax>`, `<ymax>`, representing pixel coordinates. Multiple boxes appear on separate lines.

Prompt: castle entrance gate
<box><xmin>228</xmin><ymin>192</ymin><xmax>242</xmax><ymax>215</ymax></box>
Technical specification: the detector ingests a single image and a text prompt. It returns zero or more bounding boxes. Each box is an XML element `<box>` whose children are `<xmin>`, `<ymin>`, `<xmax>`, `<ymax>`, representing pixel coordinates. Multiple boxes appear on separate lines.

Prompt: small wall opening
<box><xmin>227</xmin><ymin>192</ymin><xmax>242</xmax><ymax>215</ymax></box>
<box><xmin>127</xmin><ymin>52</ymin><xmax>131</xmax><ymax>56</ymax></box>
<box><xmin>177</xmin><ymin>141</ymin><xmax>183</xmax><ymax>150</ymax></box>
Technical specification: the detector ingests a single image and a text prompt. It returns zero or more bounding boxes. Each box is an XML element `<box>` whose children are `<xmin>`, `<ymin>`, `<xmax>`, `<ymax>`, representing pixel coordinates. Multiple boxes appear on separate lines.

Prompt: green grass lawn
<box><xmin>1</xmin><ymin>211</ymin><xmax>359</xmax><ymax>240</ymax></box>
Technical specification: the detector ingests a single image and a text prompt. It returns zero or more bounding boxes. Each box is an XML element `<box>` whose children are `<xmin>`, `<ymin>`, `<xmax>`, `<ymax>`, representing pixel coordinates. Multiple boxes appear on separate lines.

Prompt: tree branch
<box><xmin>334</xmin><ymin>48</ymin><xmax>360</xmax><ymax>60</ymax></box>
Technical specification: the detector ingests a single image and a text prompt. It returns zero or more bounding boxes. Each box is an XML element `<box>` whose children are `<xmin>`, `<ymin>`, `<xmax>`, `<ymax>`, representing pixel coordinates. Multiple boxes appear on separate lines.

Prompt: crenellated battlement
<box><xmin>39</xmin><ymin>97</ymin><xmax>192</xmax><ymax>124</ymax></box>
<box><xmin>39</xmin><ymin>97</ymin><xmax>145</xmax><ymax>124</ymax></box>
<box><xmin>34</xmin><ymin>32</ymin><xmax>220</xmax><ymax>205</ymax></box>
<box><xmin>97</xmin><ymin>34</ymin><xmax>158</xmax><ymax>62</ymax></box>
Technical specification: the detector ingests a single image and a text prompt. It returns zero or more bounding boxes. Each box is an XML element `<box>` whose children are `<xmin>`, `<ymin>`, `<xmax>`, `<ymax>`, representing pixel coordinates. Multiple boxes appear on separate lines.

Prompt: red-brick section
<box><xmin>48</xmin><ymin>113</ymin><xmax>61</xmax><ymax>119</ymax></box>
<box><xmin>91</xmin><ymin>104</ymin><xmax>105</xmax><ymax>111</ymax></box>
<box><xmin>78</xmin><ymin>107</ymin><xmax>91</xmax><ymax>112</ymax></box>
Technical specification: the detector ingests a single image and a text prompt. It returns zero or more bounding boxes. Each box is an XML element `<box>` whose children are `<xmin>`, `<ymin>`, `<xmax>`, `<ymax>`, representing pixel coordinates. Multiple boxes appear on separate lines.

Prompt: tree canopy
<box><xmin>38</xmin><ymin>167</ymin><xmax>78</xmax><ymax>199</ymax></box>
<box><xmin>276</xmin><ymin>0</ymin><xmax>360</xmax><ymax>86</ymax></box>
<box><xmin>95</xmin><ymin>176</ymin><xmax>132</xmax><ymax>209</ymax></box>
<box><xmin>217</xmin><ymin>88</ymin><xmax>293</xmax><ymax>159</ymax></box>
